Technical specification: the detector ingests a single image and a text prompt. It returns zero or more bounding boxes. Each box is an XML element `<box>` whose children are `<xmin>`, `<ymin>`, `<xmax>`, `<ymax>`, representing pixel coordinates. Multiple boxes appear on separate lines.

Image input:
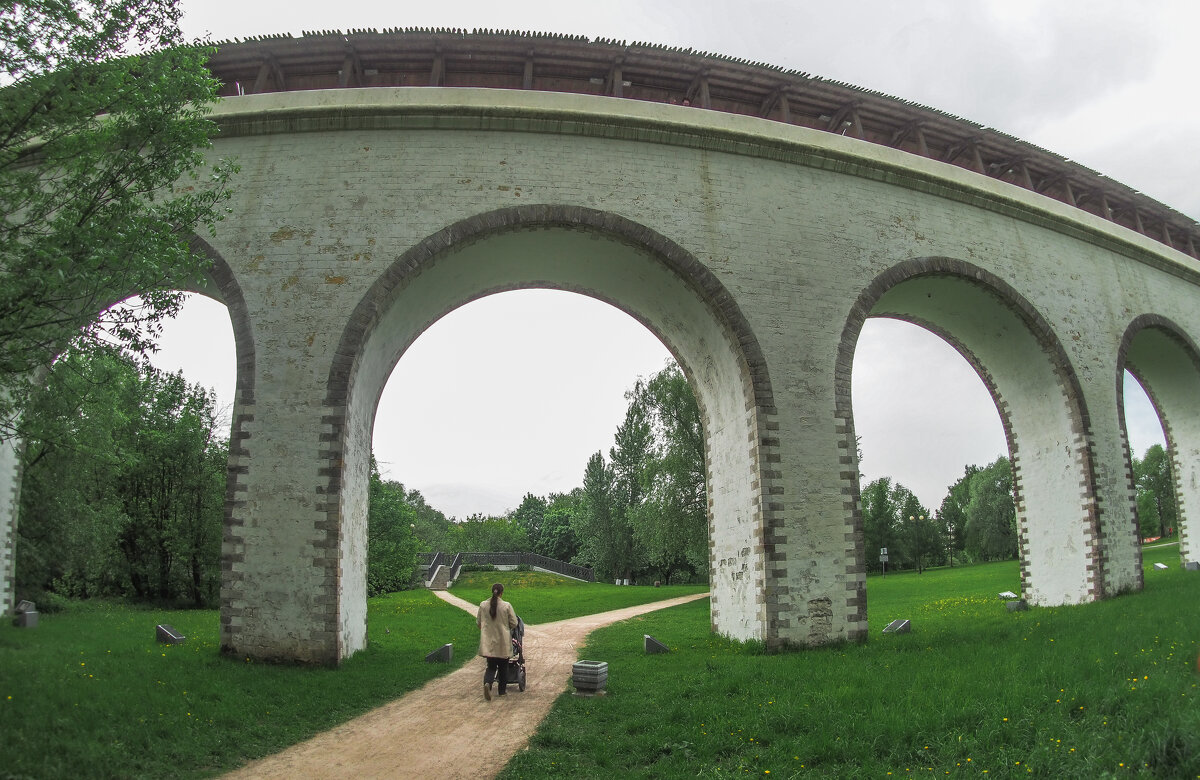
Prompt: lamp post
<box><xmin>910</xmin><ymin>515</ymin><xmax>925</xmax><ymax>573</ymax></box>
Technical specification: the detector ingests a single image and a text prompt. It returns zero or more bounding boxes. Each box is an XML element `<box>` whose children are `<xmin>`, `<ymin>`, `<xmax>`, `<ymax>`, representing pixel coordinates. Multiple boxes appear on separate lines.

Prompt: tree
<box><xmin>509</xmin><ymin>493</ymin><xmax>548</xmax><ymax>553</ymax></box>
<box><xmin>405</xmin><ymin>486</ymin><xmax>451</xmax><ymax>551</ymax></box>
<box><xmin>963</xmin><ymin>456</ymin><xmax>1017</xmax><ymax>561</ymax></box>
<box><xmin>623</xmin><ymin>365</ymin><xmax>707</xmax><ymax>582</ymax></box>
<box><xmin>572</xmin><ymin>451</ymin><xmax>638</xmax><ymax>582</ymax></box>
<box><xmin>894</xmin><ymin>487</ymin><xmax>938</xmax><ymax>573</ymax></box>
<box><xmin>936</xmin><ymin>464</ymin><xmax>978</xmax><ymax>567</ymax></box>
<box><xmin>1133</xmin><ymin>444</ymin><xmax>1176</xmax><ymax>539</ymax></box>
<box><xmin>444</xmin><ymin>514</ymin><xmax>529</xmax><ymax>553</ymax></box>
<box><xmin>17</xmin><ymin>346</ymin><xmax>226</xmax><ymax>605</ymax></box>
<box><xmin>861</xmin><ymin>477</ymin><xmax>897</xmax><ymax>573</ymax></box>
<box><xmin>0</xmin><ymin>0</ymin><xmax>235</xmax><ymax>434</ymax></box>
<box><xmin>366</xmin><ymin>461</ymin><xmax>421</xmax><ymax>596</ymax></box>
<box><xmin>537</xmin><ymin>491</ymin><xmax>580</xmax><ymax>562</ymax></box>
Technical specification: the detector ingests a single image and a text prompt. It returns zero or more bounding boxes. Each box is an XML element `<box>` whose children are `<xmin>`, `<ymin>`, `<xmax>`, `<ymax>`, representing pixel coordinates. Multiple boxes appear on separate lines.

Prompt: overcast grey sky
<box><xmin>153</xmin><ymin>0</ymin><xmax>1198</xmax><ymax>519</ymax></box>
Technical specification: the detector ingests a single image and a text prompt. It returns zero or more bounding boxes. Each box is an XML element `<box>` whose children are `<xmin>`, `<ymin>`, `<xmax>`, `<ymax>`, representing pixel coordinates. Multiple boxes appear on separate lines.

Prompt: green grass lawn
<box><xmin>501</xmin><ymin>546</ymin><xmax>1200</xmax><ymax>779</ymax></box>
<box><xmin>0</xmin><ymin>570</ymin><xmax>706</xmax><ymax>778</ymax></box>
<box><xmin>2</xmin><ymin>553</ymin><xmax>1197</xmax><ymax>778</ymax></box>
<box><xmin>451</xmin><ymin>570</ymin><xmax>709</xmax><ymax>623</ymax></box>
<box><xmin>0</xmin><ymin>590</ymin><xmax>479</xmax><ymax>778</ymax></box>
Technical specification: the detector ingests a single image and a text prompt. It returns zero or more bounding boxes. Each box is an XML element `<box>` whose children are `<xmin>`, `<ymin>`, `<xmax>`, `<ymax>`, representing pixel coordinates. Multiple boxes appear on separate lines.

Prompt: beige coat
<box><xmin>477</xmin><ymin>597</ymin><xmax>518</xmax><ymax>658</ymax></box>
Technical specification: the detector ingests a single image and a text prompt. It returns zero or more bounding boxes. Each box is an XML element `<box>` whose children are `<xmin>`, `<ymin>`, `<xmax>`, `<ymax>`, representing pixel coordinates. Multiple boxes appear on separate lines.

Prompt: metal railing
<box><xmin>422</xmin><ymin>551</ymin><xmax>594</xmax><ymax>582</ymax></box>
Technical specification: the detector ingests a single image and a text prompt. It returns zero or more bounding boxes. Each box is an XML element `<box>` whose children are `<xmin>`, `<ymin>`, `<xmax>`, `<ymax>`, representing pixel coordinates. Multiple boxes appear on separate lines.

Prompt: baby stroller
<box><xmin>503</xmin><ymin>616</ymin><xmax>527</xmax><ymax>692</ymax></box>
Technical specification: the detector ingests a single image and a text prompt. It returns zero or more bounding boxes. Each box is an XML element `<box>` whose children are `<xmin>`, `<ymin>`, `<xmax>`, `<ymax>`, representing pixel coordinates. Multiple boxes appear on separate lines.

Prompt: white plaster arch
<box><xmin>1119</xmin><ymin>316</ymin><xmax>1200</xmax><ymax>568</ymax></box>
<box><xmin>838</xmin><ymin>258</ymin><xmax>1102</xmax><ymax>607</ymax></box>
<box><xmin>321</xmin><ymin>207</ymin><xmax>777</xmax><ymax>656</ymax></box>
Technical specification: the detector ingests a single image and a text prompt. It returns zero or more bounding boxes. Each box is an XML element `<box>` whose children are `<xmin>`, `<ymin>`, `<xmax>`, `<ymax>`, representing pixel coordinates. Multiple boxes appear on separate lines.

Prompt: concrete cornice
<box><xmin>210</xmin><ymin>88</ymin><xmax>1200</xmax><ymax>286</ymax></box>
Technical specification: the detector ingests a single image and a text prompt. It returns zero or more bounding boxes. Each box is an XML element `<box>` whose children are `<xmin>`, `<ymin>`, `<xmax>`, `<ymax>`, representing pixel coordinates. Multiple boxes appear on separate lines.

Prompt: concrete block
<box><xmin>13</xmin><ymin>610</ymin><xmax>36</xmax><ymax>628</ymax></box>
<box><xmin>1005</xmin><ymin>600</ymin><xmax>1029</xmax><ymax>612</ymax></box>
<box><xmin>425</xmin><ymin>643</ymin><xmax>453</xmax><ymax>663</ymax></box>
<box><xmin>1153</xmin><ymin>562</ymin><xmax>1169</xmax><ymax>570</ymax></box>
<box><xmin>572</xmin><ymin>660</ymin><xmax>608</xmax><ymax>692</ymax></box>
<box><xmin>1185</xmin><ymin>561</ymin><xmax>1200</xmax><ymax>572</ymax></box>
<box><xmin>882</xmin><ymin>619</ymin><xmax>910</xmax><ymax>634</ymax></box>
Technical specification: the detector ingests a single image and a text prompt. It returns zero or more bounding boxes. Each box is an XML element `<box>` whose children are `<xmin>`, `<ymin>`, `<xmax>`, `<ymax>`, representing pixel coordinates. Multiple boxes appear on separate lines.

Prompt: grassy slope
<box><xmin>501</xmin><ymin>547</ymin><xmax>1200</xmax><ymax>779</ymax></box>
<box><xmin>0</xmin><ymin>571</ymin><xmax>704</xmax><ymax>778</ymax></box>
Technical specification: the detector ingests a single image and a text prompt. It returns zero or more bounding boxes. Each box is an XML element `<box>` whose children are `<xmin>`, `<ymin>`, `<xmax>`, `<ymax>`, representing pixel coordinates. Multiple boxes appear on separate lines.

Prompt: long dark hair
<box><xmin>489</xmin><ymin>582</ymin><xmax>504</xmax><ymax>618</ymax></box>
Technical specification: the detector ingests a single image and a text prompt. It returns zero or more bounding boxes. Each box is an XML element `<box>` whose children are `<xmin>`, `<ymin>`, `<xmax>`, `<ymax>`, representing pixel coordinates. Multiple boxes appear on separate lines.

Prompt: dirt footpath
<box><xmin>223</xmin><ymin>590</ymin><xmax>709</xmax><ymax>780</ymax></box>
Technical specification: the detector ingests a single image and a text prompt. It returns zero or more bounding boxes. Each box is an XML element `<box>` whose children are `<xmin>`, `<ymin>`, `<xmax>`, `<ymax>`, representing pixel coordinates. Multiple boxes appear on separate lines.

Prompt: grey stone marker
<box><xmin>1185</xmin><ymin>561</ymin><xmax>1200</xmax><ymax>572</ymax></box>
<box><xmin>882</xmin><ymin>619</ymin><xmax>911</xmax><ymax>634</ymax></box>
<box><xmin>572</xmin><ymin>660</ymin><xmax>609</xmax><ymax>693</ymax></box>
<box><xmin>998</xmin><ymin>591</ymin><xmax>1019</xmax><ymax>599</ymax></box>
<box><xmin>1154</xmin><ymin>562</ymin><xmax>1169</xmax><ymax>570</ymax></box>
<box><xmin>12</xmin><ymin>599</ymin><xmax>37</xmax><ymax>628</ymax></box>
<box><xmin>155</xmin><ymin>624</ymin><xmax>186</xmax><ymax>645</ymax></box>
<box><xmin>425</xmin><ymin>643</ymin><xmax>453</xmax><ymax>663</ymax></box>
<box><xmin>644</xmin><ymin>635</ymin><xmax>670</xmax><ymax>654</ymax></box>
<box><xmin>1005</xmin><ymin>600</ymin><xmax>1029</xmax><ymax>612</ymax></box>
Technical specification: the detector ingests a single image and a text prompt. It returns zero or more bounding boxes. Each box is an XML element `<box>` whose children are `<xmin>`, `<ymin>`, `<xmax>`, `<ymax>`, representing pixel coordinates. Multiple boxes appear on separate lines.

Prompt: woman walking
<box><xmin>477</xmin><ymin>582</ymin><xmax>518</xmax><ymax>700</ymax></box>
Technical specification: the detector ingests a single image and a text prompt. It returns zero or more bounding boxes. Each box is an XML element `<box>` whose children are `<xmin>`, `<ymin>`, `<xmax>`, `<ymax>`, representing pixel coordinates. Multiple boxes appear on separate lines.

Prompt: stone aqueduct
<box><xmin>1</xmin><ymin>31</ymin><xmax>1198</xmax><ymax>664</ymax></box>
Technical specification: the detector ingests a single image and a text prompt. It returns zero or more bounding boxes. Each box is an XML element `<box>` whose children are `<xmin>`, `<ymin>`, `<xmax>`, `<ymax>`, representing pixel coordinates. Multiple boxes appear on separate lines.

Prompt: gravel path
<box><xmin>223</xmin><ymin>590</ymin><xmax>709</xmax><ymax>779</ymax></box>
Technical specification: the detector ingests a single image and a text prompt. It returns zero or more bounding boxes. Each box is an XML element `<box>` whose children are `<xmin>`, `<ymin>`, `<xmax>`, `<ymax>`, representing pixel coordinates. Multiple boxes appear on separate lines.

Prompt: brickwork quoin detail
<box><xmin>837</xmin><ymin>257</ymin><xmax>1103</xmax><ymax>608</ymax></box>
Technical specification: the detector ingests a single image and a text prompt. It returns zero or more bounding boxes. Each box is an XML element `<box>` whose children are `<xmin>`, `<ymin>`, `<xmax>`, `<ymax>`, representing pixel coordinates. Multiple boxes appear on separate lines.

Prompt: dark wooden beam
<box><xmin>430</xmin><ymin>49</ymin><xmax>444</xmax><ymax>87</ymax></box>
<box><xmin>250</xmin><ymin>54</ymin><xmax>285</xmax><ymax>94</ymax></box>
<box><xmin>606</xmin><ymin>59</ymin><xmax>624</xmax><ymax>98</ymax></box>
<box><xmin>338</xmin><ymin>45</ymin><xmax>362</xmax><ymax>88</ymax></box>
<box><xmin>944</xmin><ymin>139</ymin><xmax>986</xmax><ymax>174</ymax></box>
<box><xmin>523</xmin><ymin>51</ymin><xmax>534</xmax><ymax>89</ymax></box>
<box><xmin>686</xmin><ymin>71</ymin><xmax>711</xmax><ymax>108</ymax></box>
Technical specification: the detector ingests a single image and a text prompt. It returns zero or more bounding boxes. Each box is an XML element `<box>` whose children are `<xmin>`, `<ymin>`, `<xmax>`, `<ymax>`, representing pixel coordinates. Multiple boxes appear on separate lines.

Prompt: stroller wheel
<box><xmin>518</xmin><ymin>666</ymin><xmax>526</xmax><ymax>691</ymax></box>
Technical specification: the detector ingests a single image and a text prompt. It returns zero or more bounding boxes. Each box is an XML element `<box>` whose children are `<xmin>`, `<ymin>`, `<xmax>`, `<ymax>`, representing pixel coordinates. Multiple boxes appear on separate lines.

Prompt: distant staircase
<box><xmin>427</xmin><ymin>564</ymin><xmax>454</xmax><ymax>590</ymax></box>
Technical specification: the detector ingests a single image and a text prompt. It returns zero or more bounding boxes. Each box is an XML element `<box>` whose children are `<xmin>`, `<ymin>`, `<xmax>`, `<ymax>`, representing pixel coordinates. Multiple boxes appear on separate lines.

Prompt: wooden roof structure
<box><xmin>206</xmin><ymin>29</ymin><xmax>1199</xmax><ymax>260</ymax></box>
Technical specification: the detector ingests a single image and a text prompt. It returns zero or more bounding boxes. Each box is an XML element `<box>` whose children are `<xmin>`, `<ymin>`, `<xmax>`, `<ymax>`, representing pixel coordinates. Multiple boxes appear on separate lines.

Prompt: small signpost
<box><xmin>879</xmin><ymin>548</ymin><xmax>888</xmax><ymax>577</ymax></box>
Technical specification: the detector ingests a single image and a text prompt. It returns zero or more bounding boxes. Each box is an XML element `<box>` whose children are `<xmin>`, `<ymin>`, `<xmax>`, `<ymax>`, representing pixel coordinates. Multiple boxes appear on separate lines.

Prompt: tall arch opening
<box><xmin>840</xmin><ymin>259</ymin><xmax>1100</xmax><ymax>609</ymax></box>
<box><xmin>852</xmin><ymin>318</ymin><xmax>1010</xmax><ymax>575</ymax></box>
<box><xmin>373</xmin><ymin>289</ymin><xmax>672</xmax><ymax>522</ymax></box>
<box><xmin>324</xmin><ymin>210</ymin><xmax>776</xmax><ymax>657</ymax></box>
<box><xmin>3</xmin><ymin>235</ymin><xmax>249</xmax><ymax>615</ymax></box>
<box><xmin>1119</xmin><ymin>318</ymin><xmax>1200</xmax><ymax>566</ymax></box>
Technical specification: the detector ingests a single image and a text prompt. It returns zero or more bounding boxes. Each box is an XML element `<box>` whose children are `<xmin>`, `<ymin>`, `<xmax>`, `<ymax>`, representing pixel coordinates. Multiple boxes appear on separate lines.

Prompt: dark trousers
<box><xmin>484</xmin><ymin>656</ymin><xmax>507</xmax><ymax>693</ymax></box>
